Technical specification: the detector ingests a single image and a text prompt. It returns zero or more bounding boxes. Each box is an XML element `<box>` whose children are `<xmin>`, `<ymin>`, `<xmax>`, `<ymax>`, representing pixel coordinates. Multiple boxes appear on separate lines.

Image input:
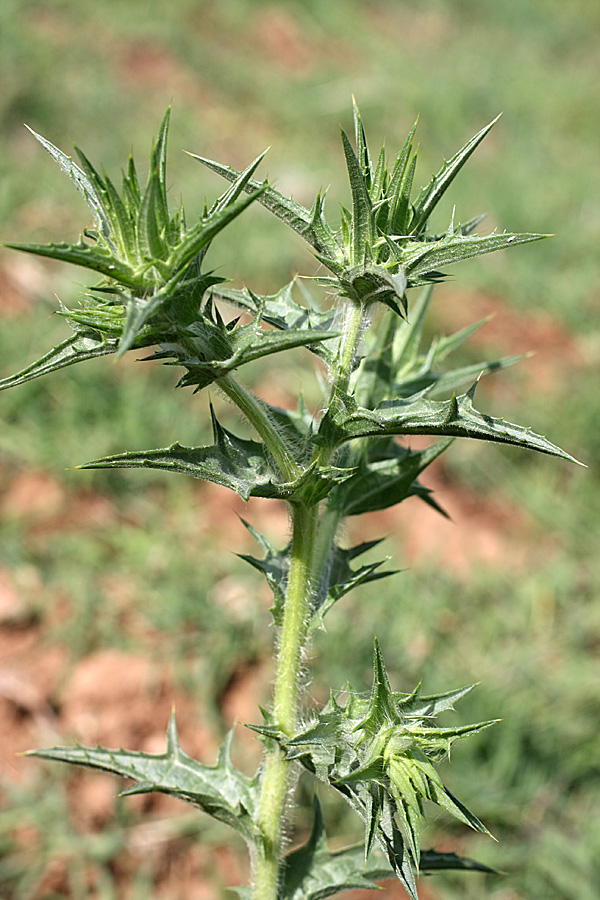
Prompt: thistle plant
<box><xmin>1</xmin><ymin>103</ymin><xmax>580</xmax><ymax>899</ymax></box>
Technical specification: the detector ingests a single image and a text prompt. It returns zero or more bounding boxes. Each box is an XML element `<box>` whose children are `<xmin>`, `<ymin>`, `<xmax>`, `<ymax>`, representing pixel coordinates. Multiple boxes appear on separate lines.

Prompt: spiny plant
<box><xmin>1</xmin><ymin>102</ymin><xmax>581</xmax><ymax>899</ymax></box>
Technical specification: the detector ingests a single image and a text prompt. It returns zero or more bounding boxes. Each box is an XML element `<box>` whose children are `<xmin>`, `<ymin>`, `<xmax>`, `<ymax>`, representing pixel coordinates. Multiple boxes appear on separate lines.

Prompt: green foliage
<box><xmin>31</xmin><ymin>715</ymin><xmax>261</xmax><ymax>844</ymax></box>
<box><xmin>0</xmin><ymin>102</ymin><xmax>581</xmax><ymax>899</ymax></box>
<box><xmin>237</xmin><ymin>798</ymin><xmax>495</xmax><ymax>900</ymax></box>
<box><xmin>252</xmin><ymin>641</ymin><xmax>496</xmax><ymax>899</ymax></box>
<box><xmin>3</xmin><ymin>109</ymin><xmax>265</xmax><ymax>358</ymax></box>
<box><xmin>238</xmin><ymin>526</ymin><xmax>395</xmax><ymax>631</ymax></box>
<box><xmin>355</xmin><ymin>283</ymin><xmax>526</xmax><ymax>405</ymax></box>
<box><xmin>315</xmin><ymin>380</ymin><xmax>580</xmax><ymax>464</ymax></box>
<box><xmin>193</xmin><ymin>102</ymin><xmax>545</xmax><ymax>323</ymax></box>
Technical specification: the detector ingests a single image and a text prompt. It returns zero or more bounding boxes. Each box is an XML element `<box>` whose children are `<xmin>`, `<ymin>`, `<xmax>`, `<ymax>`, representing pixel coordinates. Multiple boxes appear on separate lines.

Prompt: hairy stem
<box><xmin>253</xmin><ymin>502</ymin><xmax>319</xmax><ymax>900</ymax></box>
<box><xmin>253</xmin><ymin>300</ymin><xmax>370</xmax><ymax>897</ymax></box>
<box><xmin>273</xmin><ymin>503</ymin><xmax>319</xmax><ymax>734</ymax></box>
<box><xmin>313</xmin><ymin>299</ymin><xmax>369</xmax><ymax>475</ymax></box>
<box><xmin>218</xmin><ymin>373</ymin><xmax>300</xmax><ymax>482</ymax></box>
<box><xmin>335</xmin><ymin>300</ymin><xmax>367</xmax><ymax>396</ymax></box>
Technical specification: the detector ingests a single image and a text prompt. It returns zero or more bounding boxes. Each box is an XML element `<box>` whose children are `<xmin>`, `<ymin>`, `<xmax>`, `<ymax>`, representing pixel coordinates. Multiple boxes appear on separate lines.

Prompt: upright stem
<box><xmin>335</xmin><ymin>300</ymin><xmax>367</xmax><ymax>396</ymax></box>
<box><xmin>272</xmin><ymin>503</ymin><xmax>319</xmax><ymax>734</ymax></box>
<box><xmin>251</xmin><ymin>299</ymin><xmax>370</xmax><ymax>898</ymax></box>
<box><xmin>252</xmin><ymin>501</ymin><xmax>319</xmax><ymax>900</ymax></box>
<box><xmin>218</xmin><ymin>373</ymin><xmax>300</xmax><ymax>483</ymax></box>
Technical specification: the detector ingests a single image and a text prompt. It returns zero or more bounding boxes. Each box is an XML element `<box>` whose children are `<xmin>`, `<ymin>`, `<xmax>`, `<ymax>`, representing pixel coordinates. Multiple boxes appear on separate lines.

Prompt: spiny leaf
<box><xmin>115</xmin><ymin>265</ymin><xmax>218</xmax><ymax>357</ymax></box>
<box><xmin>338</xmin><ymin>265</ymin><xmax>407</xmax><ymax>316</ymax></box>
<box><xmin>391</xmin><ymin>285</ymin><xmax>434</xmax><ymax>377</ymax></box>
<box><xmin>355</xmin><ymin>307</ymin><xmax>404</xmax><ymax>409</ymax></box>
<box><xmin>371</xmin><ymin>145</ymin><xmax>387</xmax><ymax>205</ymax></box>
<box><xmin>102</xmin><ymin>170</ymin><xmax>137</xmax><ymax>261</ymax></box>
<box><xmin>279</xmin><ymin>797</ymin><xmax>394</xmax><ymax>899</ymax></box>
<box><xmin>232</xmin><ymin>842</ymin><xmax>497</xmax><ymax>900</ymax></box>
<box><xmin>240</xmin><ymin>527</ymin><xmax>394</xmax><ymax>629</ymax></box>
<box><xmin>118</xmin><ymin>292</ymin><xmax>162</xmax><ymax>357</ymax></box>
<box><xmin>237</xmin><ymin>521</ymin><xmax>289</xmax><ymax>621</ymax></box>
<box><xmin>3</xmin><ymin>239</ymin><xmax>139</xmax><ymax>289</ymax></box>
<box><xmin>310</xmin><ymin>540</ymin><xmax>396</xmax><ymax>633</ymax></box>
<box><xmin>77</xmin><ymin>419</ymin><xmax>283</xmax><ymax>501</ymax></box>
<box><xmin>315</xmin><ymin>383</ymin><xmax>582</xmax><ymax>465</ymax></box>
<box><xmin>73</xmin><ymin>145</ymin><xmax>122</xmax><ymax>255</ymax></box>
<box><xmin>14</xmin><ymin>111</ymin><xmax>265</xmax><ymax>345</ymax></box>
<box><xmin>327</xmin><ymin>437</ymin><xmax>453</xmax><ymax>517</ymax></box>
<box><xmin>403</xmin><ymin>230</ymin><xmax>547</xmax><ymax>279</ymax></box>
<box><xmin>29</xmin><ymin>715</ymin><xmax>260</xmax><ymax>842</ymax></box>
<box><xmin>352</xmin><ymin>97</ymin><xmax>372</xmax><ymax>188</ymax></box>
<box><xmin>434</xmin><ymin>315</ymin><xmax>492</xmax><ymax>362</ymax></box>
<box><xmin>390</xmin><ymin>150</ymin><xmax>417</xmax><ymax>237</ymax></box>
<box><xmin>210</xmin><ymin>150</ymin><xmax>268</xmax><ymax>216</ymax></box>
<box><xmin>213</xmin><ymin>281</ymin><xmax>335</xmax><ymax>337</ymax></box>
<box><xmin>419</xmin><ymin>848</ymin><xmax>497</xmax><ymax>874</ymax></box>
<box><xmin>212</xmin><ymin>281</ymin><xmax>338</xmax><ymax>365</ymax></box>
<box><xmin>25</xmin><ymin>125</ymin><xmax>113</xmax><ymax>241</ymax></box>
<box><xmin>359</xmin><ymin>287</ymin><xmax>527</xmax><ymax>406</ymax></box>
<box><xmin>162</xmin><ymin>312</ymin><xmax>336</xmax><ymax>392</ymax></box>
<box><xmin>77</xmin><ymin>409</ymin><xmax>346</xmax><ymax>504</ymax></box>
<box><xmin>122</xmin><ymin>152</ymin><xmax>141</xmax><ymax>209</ymax></box>
<box><xmin>0</xmin><ymin>332</ymin><xmax>120</xmax><ymax>391</ymax></box>
<box><xmin>340</xmin><ymin>128</ymin><xmax>373</xmax><ymax>266</ymax></box>
<box><xmin>266</xmin><ymin>641</ymin><xmax>497</xmax><ymax>895</ymax></box>
<box><xmin>148</xmin><ymin>106</ymin><xmax>171</xmax><ymax>233</ymax></box>
<box><xmin>110</xmin><ymin>270</ymin><xmax>225</xmax><ymax>356</ymax></box>
<box><xmin>167</xmin><ymin>185</ymin><xmax>266</xmax><ymax>274</ymax></box>
<box><xmin>137</xmin><ymin>169</ymin><xmax>169</xmax><ymax>261</ymax></box>
<box><xmin>396</xmin><ymin>352</ymin><xmax>528</xmax><ymax>400</ymax></box>
<box><xmin>308</xmin><ymin>190</ymin><xmax>341</xmax><ymax>263</ymax></box>
<box><xmin>188</xmin><ymin>152</ymin><xmax>340</xmax><ymax>261</ymax></box>
<box><xmin>410</xmin><ymin>115</ymin><xmax>500</xmax><ymax>235</ymax></box>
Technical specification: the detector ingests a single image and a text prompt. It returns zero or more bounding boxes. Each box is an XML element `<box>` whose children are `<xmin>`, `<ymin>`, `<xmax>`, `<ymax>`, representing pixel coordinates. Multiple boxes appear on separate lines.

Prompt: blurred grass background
<box><xmin>0</xmin><ymin>1</ymin><xmax>598</xmax><ymax>898</ymax></box>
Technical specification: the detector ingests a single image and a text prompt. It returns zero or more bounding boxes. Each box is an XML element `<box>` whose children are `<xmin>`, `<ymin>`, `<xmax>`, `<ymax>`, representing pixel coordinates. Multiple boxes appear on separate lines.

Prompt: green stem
<box><xmin>253</xmin><ymin>502</ymin><xmax>319</xmax><ymax>900</ymax></box>
<box><xmin>251</xmin><ymin>300</ymin><xmax>370</xmax><ymax>898</ymax></box>
<box><xmin>273</xmin><ymin>503</ymin><xmax>319</xmax><ymax>734</ymax></box>
<box><xmin>313</xmin><ymin>300</ymin><xmax>368</xmax><ymax>474</ymax></box>
<box><xmin>310</xmin><ymin>299</ymin><xmax>371</xmax><ymax>586</ymax></box>
<box><xmin>335</xmin><ymin>300</ymin><xmax>367</xmax><ymax>396</ymax></box>
<box><xmin>218</xmin><ymin>373</ymin><xmax>300</xmax><ymax>482</ymax></box>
